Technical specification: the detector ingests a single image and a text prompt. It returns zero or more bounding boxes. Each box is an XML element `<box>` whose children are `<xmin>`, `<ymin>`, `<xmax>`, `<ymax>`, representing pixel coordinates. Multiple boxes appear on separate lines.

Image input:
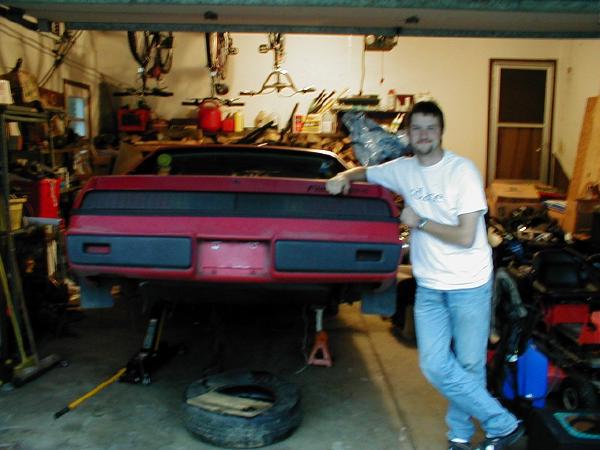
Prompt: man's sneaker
<box><xmin>448</xmin><ymin>441</ymin><xmax>472</xmax><ymax>450</ymax></box>
<box><xmin>475</xmin><ymin>422</ymin><xmax>525</xmax><ymax>449</ymax></box>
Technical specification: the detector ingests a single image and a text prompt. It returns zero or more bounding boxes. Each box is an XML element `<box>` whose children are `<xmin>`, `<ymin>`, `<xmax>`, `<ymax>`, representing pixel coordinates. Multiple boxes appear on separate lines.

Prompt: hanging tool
<box><xmin>54</xmin><ymin>367</ymin><xmax>127</xmax><ymax>418</ymax></box>
<box><xmin>240</xmin><ymin>33</ymin><xmax>315</xmax><ymax>96</ymax></box>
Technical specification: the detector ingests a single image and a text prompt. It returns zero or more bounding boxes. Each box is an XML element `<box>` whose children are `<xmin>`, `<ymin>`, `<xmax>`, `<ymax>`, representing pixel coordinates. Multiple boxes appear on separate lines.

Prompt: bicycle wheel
<box><xmin>206</xmin><ymin>32</ymin><xmax>232</xmax><ymax>81</ymax></box>
<box><xmin>127</xmin><ymin>31</ymin><xmax>151</xmax><ymax>69</ymax></box>
<box><xmin>156</xmin><ymin>32</ymin><xmax>174</xmax><ymax>74</ymax></box>
<box><xmin>205</xmin><ymin>32</ymin><xmax>219</xmax><ymax>71</ymax></box>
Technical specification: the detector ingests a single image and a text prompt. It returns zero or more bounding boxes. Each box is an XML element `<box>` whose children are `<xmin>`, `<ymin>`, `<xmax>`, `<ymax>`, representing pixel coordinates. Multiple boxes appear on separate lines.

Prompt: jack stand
<box><xmin>120</xmin><ymin>301</ymin><xmax>180</xmax><ymax>385</ymax></box>
<box><xmin>308</xmin><ymin>308</ymin><xmax>333</xmax><ymax>367</ymax></box>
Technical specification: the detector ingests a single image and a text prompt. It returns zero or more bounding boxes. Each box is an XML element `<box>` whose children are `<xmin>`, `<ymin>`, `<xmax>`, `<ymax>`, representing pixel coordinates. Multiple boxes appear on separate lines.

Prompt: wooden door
<box><xmin>487</xmin><ymin>60</ymin><xmax>555</xmax><ymax>184</ymax></box>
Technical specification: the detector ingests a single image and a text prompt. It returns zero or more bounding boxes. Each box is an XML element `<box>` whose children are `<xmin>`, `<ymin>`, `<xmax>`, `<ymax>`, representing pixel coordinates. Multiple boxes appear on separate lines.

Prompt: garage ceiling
<box><xmin>6</xmin><ymin>0</ymin><xmax>600</xmax><ymax>37</ymax></box>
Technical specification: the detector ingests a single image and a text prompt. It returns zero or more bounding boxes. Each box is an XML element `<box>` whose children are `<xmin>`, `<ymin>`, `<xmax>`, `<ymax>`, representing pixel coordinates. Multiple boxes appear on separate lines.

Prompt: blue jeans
<box><xmin>414</xmin><ymin>279</ymin><xmax>518</xmax><ymax>442</ymax></box>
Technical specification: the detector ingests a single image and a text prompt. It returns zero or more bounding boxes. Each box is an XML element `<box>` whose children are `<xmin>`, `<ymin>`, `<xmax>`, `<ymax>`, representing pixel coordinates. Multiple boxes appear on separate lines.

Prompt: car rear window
<box><xmin>78</xmin><ymin>190</ymin><xmax>394</xmax><ymax>220</ymax></box>
<box><xmin>131</xmin><ymin>148</ymin><xmax>346</xmax><ymax>179</ymax></box>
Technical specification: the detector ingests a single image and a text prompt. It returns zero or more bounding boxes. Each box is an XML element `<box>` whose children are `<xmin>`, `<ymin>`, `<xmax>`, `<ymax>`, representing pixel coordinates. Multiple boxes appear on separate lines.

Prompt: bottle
<box><xmin>234</xmin><ymin>111</ymin><xmax>244</xmax><ymax>132</ymax></box>
<box><xmin>387</xmin><ymin>89</ymin><xmax>396</xmax><ymax>110</ymax></box>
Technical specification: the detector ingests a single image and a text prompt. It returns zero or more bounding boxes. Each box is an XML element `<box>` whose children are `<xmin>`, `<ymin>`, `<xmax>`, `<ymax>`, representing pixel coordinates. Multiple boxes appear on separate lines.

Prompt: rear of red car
<box><xmin>66</xmin><ymin>146</ymin><xmax>402</xmax><ymax>313</ymax></box>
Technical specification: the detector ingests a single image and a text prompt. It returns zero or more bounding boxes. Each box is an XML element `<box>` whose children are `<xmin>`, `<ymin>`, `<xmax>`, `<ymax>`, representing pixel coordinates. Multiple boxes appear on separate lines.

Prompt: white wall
<box><xmin>0</xmin><ymin>19</ymin><xmax>120</xmax><ymax>137</ymax></box>
<box><xmin>2</xmin><ymin>18</ymin><xmax>599</xmax><ymax>179</ymax></box>
<box><xmin>92</xmin><ymin>31</ymin><xmax>600</xmax><ymax>178</ymax></box>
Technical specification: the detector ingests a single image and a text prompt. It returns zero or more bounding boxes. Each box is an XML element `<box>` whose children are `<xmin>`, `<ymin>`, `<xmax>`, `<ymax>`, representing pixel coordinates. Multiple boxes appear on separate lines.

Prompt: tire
<box><xmin>156</xmin><ymin>32</ymin><xmax>174</xmax><ymax>74</ymax></box>
<box><xmin>205</xmin><ymin>32</ymin><xmax>219</xmax><ymax>72</ymax></box>
<box><xmin>127</xmin><ymin>31</ymin><xmax>151</xmax><ymax>69</ymax></box>
<box><xmin>560</xmin><ymin>374</ymin><xmax>600</xmax><ymax>410</ymax></box>
<box><xmin>183</xmin><ymin>370</ymin><xmax>302</xmax><ymax>448</ymax></box>
<box><xmin>206</xmin><ymin>32</ymin><xmax>231</xmax><ymax>81</ymax></box>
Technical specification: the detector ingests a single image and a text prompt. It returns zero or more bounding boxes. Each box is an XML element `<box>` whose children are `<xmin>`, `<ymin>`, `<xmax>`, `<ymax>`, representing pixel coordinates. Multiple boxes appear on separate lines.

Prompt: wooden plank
<box><xmin>187</xmin><ymin>390</ymin><xmax>273</xmax><ymax>418</ymax></box>
<box><xmin>562</xmin><ymin>96</ymin><xmax>600</xmax><ymax>233</ymax></box>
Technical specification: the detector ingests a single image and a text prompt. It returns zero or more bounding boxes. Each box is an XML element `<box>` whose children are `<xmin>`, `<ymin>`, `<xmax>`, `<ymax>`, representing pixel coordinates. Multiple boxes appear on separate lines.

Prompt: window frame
<box><xmin>63</xmin><ymin>79</ymin><xmax>92</xmax><ymax>140</ymax></box>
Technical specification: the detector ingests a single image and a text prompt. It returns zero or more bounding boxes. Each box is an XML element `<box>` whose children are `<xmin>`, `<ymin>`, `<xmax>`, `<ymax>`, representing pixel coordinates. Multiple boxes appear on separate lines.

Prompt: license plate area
<box><xmin>198</xmin><ymin>241</ymin><xmax>268</xmax><ymax>277</ymax></box>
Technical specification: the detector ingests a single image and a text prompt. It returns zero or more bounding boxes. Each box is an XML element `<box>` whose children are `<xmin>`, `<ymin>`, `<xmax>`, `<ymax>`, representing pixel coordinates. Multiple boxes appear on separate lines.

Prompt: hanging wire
<box><xmin>0</xmin><ymin>25</ymin><xmax>122</xmax><ymax>87</ymax></box>
<box><xmin>39</xmin><ymin>30</ymin><xmax>83</xmax><ymax>87</ymax></box>
<box><xmin>293</xmin><ymin>304</ymin><xmax>310</xmax><ymax>375</ymax></box>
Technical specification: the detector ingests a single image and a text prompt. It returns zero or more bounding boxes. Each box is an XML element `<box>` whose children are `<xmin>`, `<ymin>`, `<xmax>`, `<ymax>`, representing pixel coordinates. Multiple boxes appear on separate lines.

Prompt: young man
<box><xmin>326</xmin><ymin>101</ymin><xmax>524</xmax><ymax>450</ymax></box>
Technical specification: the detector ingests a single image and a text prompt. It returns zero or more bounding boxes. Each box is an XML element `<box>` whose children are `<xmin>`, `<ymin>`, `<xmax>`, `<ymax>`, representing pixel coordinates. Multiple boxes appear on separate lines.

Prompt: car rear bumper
<box><xmin>67</xmin><ymin>233</ymin><xmax>401</xmax><ymax>283</ymax></box>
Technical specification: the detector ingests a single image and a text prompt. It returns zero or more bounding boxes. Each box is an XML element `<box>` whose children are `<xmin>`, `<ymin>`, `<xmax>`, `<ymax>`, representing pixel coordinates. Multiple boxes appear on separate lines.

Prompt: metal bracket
<box><xmin>240</xmin><ymin>33</ymin><xmax>315</xmax><ymax>96</ymax></box>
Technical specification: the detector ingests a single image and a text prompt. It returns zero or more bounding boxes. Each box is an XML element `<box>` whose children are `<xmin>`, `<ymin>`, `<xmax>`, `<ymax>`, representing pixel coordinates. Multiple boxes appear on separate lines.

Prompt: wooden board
<box><xmin>187</xmin><ymin>390</ymin><xmax>273</xmax><ymax>418</ymax></box>
<box><xmin>563</xmin><ymin>96</ymin><xmax>600</xmax><ymax>233</ymax></box>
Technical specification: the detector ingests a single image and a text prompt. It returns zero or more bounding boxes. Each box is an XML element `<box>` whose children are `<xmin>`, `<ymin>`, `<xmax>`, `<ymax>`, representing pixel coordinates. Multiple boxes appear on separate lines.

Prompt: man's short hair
<box><xmin>406</xmin><ymin>101</ymin><xmax>444</xmax><ymax>131</ymax></box>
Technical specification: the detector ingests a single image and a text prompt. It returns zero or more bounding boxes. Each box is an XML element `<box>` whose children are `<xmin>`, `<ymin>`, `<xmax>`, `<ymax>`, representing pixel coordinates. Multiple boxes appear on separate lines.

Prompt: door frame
<box><xmin>486</xmin><ymin>59</ymin><xmax>556</xmax><ymax>185</ymax></box>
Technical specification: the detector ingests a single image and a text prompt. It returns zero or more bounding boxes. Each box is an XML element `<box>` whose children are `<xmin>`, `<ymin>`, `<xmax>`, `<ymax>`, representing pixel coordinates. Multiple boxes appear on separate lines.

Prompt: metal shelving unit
<box><xmin>0</xmin><ymin>104</ymin><xmax>60</xmax><ymax>387</ymax></box>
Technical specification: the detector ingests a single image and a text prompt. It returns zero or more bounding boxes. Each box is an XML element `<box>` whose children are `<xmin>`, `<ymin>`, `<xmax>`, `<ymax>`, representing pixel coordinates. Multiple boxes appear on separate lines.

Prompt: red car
<box><xmin>67</xmin><ymin>145</ymin><xmax>402</xmax><ymax>314</ymax></box>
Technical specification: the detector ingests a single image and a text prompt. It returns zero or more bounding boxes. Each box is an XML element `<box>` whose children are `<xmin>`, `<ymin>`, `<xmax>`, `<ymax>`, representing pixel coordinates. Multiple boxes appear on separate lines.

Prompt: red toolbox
<box><xmin>118</xmin><ymin>107</ymin><xmax>151</xmax><ymax>133</ymax></box>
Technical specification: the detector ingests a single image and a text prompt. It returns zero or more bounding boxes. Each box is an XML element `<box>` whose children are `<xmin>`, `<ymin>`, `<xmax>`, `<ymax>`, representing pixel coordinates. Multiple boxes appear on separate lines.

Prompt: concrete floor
<box><xmin>0</xmin><ymin>299</ymin><xmax>529</xmax><ymax>450</ymax></box>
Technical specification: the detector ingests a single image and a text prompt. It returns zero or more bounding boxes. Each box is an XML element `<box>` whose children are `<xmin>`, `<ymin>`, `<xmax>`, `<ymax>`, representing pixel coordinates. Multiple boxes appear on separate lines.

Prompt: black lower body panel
<box><xmin>275</xmin><ymin>240</ymin><xmax>401</xmax><ymax>273</ymax></box>
<box><xmin>67</xmin><ymin>235</ymin><xmax>192</xmax><ymax>268</ymax></box>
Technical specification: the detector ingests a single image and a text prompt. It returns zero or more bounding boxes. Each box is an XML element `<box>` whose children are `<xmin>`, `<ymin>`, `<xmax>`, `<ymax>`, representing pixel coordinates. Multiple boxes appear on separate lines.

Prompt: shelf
<box><xmin>0</xmin><ymin>104</ymin><xmax>49</xmax><ymax>123</ymax></box>
<box><xmin>333</xmin><ymin>107</ymin><xmax>408</xmax><ymax>114</ymax></box>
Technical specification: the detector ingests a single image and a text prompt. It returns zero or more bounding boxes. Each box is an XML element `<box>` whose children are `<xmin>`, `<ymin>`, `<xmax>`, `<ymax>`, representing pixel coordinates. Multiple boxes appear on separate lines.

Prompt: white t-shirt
<box><xmin>367</xmin><ymin>150</ymin><xmax>492</xmax><ymax>290</ymax></box>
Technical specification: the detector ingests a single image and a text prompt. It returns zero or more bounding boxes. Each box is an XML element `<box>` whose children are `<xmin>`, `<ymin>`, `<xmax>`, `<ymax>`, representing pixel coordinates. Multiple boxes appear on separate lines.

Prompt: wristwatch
<box><xmin>416</xmin><ymin>218</ymin><xmax>429</xmax><ymax>230</ymax></box>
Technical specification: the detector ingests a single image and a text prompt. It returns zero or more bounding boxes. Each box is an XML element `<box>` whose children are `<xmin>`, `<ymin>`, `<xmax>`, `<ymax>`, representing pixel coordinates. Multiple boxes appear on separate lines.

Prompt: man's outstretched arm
<box><xmin>325</xmin><ymin>167</ymin><xmax>367</xmax><ymax>195</ymax></box>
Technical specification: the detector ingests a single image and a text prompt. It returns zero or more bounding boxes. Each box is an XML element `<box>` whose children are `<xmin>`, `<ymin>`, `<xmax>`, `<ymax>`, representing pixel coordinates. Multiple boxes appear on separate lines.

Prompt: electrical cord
<box><xmin>0</xmin><ymin>22</ymin><xmax>124</xmax><ymax>88</ymax></box>
<box><xmin>39</xmin><ymin>30</ymin><xmax>83</xmax><ymax>87</ymax></box>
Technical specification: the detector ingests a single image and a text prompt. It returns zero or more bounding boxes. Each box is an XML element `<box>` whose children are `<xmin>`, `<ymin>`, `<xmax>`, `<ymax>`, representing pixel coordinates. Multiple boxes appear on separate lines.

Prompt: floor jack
<box><xmin>308</xmin><ymin>308</ymin><xmax>333</xmax><ymax>367</ymax></box>
<box><xmin>54</xmin><ymin>301</ymin><xmax>179</xmax><ymax>418</ymax></box>
<box><xmin>120</xmin><ymin>300</ymin><xmax>181</xmax><ymax>385</ymax></box>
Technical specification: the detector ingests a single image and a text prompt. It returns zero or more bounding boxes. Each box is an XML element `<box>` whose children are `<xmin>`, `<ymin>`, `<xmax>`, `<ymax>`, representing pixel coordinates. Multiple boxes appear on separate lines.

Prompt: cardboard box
<box><xmin>487</xmin><ymin>180</ymin><xmax>541</xmax><ymax>219</ymax></box>
<box><xmin>293</xmin><ymin>113</ymin><xmax>336</xmax><ymax>134</ymax></box>
<box><xmin>294</xmin><ymin>114</ymin><xmax>321</xmax><ymax>133</ymax></box>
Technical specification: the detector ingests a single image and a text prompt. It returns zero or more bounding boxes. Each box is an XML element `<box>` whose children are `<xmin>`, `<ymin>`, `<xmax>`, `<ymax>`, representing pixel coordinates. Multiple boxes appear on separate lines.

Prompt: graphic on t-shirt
<box><xmin>410</xmin><ymin>187</ymin><xmax>444</xmax><ymax>203</ymax></box>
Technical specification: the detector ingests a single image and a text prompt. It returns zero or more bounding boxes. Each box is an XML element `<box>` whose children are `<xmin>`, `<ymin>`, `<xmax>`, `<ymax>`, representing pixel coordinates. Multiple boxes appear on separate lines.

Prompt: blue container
<box><xmin>501</xmin><ymin>340</ymin><xmax>549</xmax><ymax>408</ymax></box>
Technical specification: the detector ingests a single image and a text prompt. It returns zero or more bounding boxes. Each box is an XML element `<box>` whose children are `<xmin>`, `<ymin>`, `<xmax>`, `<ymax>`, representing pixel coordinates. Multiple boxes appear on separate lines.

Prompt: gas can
<box><xmin>198</xmin><ymin>99</ymin><xmax>222</xmax><ymax>133</ymax></box>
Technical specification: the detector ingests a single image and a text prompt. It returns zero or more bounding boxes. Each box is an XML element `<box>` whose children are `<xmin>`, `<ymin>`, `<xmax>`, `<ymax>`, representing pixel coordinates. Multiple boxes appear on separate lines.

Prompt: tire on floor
<box><xmin>560</xmin><ymin>374</ymin><xmax>600</xmax><ymax>411</ymax></box>
<box><xmin>183</xmin><ymin>370</ymin><xmax>302</xmax><ymax>448</ymax></box>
